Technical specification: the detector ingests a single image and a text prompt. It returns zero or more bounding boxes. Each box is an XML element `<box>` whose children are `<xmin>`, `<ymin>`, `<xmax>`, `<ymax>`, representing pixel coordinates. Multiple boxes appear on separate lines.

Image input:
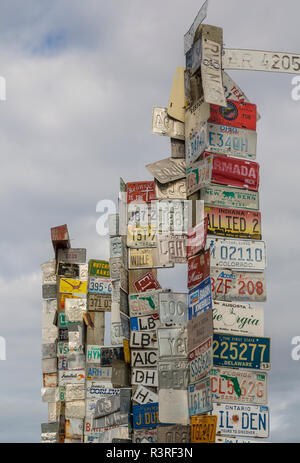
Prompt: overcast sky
<box><xmin>0</xmin><ymin>0</ymin><xmax>299</xmax><ymax>443</ymax></box>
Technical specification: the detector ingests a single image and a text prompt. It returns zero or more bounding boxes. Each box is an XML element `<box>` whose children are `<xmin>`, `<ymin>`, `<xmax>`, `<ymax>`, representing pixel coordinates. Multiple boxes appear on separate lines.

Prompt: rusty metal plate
<box><xmin>158</xmin><ymin>359</ymin><xmax>189</xmax><ymax>389</ymax></box>
<box><xmin>152</xmin><ymin>107</ymin><xmax>184</xmax><ymax>140</ymax></box>
<box><xmin>57</xmin><ymin>248</ymin><xmax>86</xmax><ymax>264</ymax></box>
<box><xmin>158</xmin><ymin>327</ymin><xmax>188</xmax><ymax>358</ymax></box>
<box><xmin>88</xmin><ymin>294</ymin><xmax>111</xmax><ymax>312</ymax></box>
<box><xmin>146</xmin><ymin>157</ymin><xmax>186</xmax><ymax>184</ymax></box>
<box><xmin>187</xmin><ymin>307</ymin><xmax>213</xmax><ymax>352</ymax></box>
<box><xmin>201</xmin><ymin>38</ymin><xmax>226</xmax><ymax>107</ymax></box>
<box><xmin>171</xmin><ymin>138</ymin><xmax>185</xmax><ymax>159</ymax></box>
<box><xmin>159</xmin><ymin>389</ymin><xmax>189</xmax><ymax>425</ymax></box>
<box><xmin>212</xmin><ymin>300</ymin><xmax>264</xmax><ymax>336</ymax></box>
<box><xmin>65</xmin><ymin>418</ymin><xmax>83</xmax><ymax>440</ymax></box>
<box><xmin>51</xmin><ymin>224</ymin><xmax>70</xmax><ymax>250</ymax></box>
<box><xmin>132</xmin><ymin>369</ymin><xmax>158</xmax><ymax>387</ymax></box>
<box><xmin>157</xmin><ymin>234</ymin><xmax>187</xmax><ymax>265</ymax></box>
<box><xmin>157</xmin><ymin>425</ymin><xmax>190</xmax><ymax>443</ymax></box>
<box><xmin>200</xmin><ymin>184</ymin><xmax>259</xmax><ymax>211</ymax></box>
<box><xmin>155</xmin><ymin>178</ymin><xmax>187</xmax><ymax>200</ymax></box>
<box><xmin>132</xmin><ymin>385</ymin><xmax>158</xmax><ymax>405</ymax></box>
<box><xmin>211</xmin><ymin>268</ymin><xmax>266</xmax><ymax>302</ymax></box>
<box><xmin>159</xmin><ymin>293</ymin><xmax>188</xmax><ymax>326</ymax></box>
<box><xmin>42</xmin><ymin>357</ymin><xmax>57</xmax><ymax>374</ymax></box>
<box><xmin>130</xmin><ymin>330</ymin><xmax>158</xmax><ymax>350</ymax></box>
<box><xmin>128</xmin><ymin>248</ymin><xmax>174</xmax><ymax>270</ymax></box>
<box><xmin>184</xmin><ymin>0</ymin><xmax>209</xmax><ymax>54</ymax></box>
<box><xmin>131</xmin><ymin>350</ymin><xmax>157</xmax><ymax>368</ymax></box>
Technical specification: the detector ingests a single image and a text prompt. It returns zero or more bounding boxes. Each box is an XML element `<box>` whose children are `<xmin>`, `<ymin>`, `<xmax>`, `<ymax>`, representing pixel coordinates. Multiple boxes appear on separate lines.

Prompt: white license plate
<box><xmin>188</xmin><ymin>377</ymin><xmax>212</xmax><ymax>416</ymax></box>
<box><xmin>207</xmin><ymin>238</ymin><xmax>266</xmax><ymax>271</ymax></box>
<box><xmin>207</xmin><ymin>123</ymin><xmax>257</xmax><ymax>160</ymax></box>
<box><xmin>211</xmin><ymin>268</ymin><xmax>266</xmax><ymax>302</ymax></box>
<box><xmin>200</xmin><ymin>185</ymin><xmax>259</xmax><ymax>211</ymax></box>
<box><xmin>212</xmin><ymin>300</ymin><xmax>264</xmax><ymax>336</ymax></box>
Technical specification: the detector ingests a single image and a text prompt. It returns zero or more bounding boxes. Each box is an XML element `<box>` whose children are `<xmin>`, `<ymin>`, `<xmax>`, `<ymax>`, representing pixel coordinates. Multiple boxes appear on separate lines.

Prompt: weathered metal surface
<box><xmin>188</xmin><ymin>277</ymin><xmax>212</xmax><ymax>320</ymax></box>
<box><xmin>126</xmin><ymin>181</ymin><xmax>156</xmax><ymax>204</ymax></box>
<box><xmin>47</xmin><ymin>402</ymin><xmax>60</xmax><ymax>422</ymax></box>
<box><xmin>188</xmin><ymin>377</ymin><xmax>212</xmax><ymax>415</ymax></box>
<box><xmin>158</xmin><ymin>327</ymin><xmax>188</xmax><ymax>358</ymax></box>
<box><xmin>189</xmin><ymin>337</ymin><xmax>213</xmax><ymax>383</ymax></box>
<box><xmin>170</xmin><ymin>138</ymin><xmax>185</xmax><ymax>159</ymax></box>
<box><xmin>130</xmin><ymin>314</ymin><xmax>160</xmax><ymax>332</ymax></box>
<box><xmin>41</xmin><ymin>387</ymin><xmax>59</xmax><ymax>403</ymax></box>
<box><xmin>158</xmin><ymin>359</ymin><xmax>189</xmax><ymax>389</ymax></box>
<box><xmin>128</xmin><ymin>248</ymin><xmax>174</xmax><ymax>269</ymax></box>
<box><xmin>223</xmin><ymin>48</ymin><xmax>300</xmax><ymax>74</ymax></box>
<box><xmin>157</xmin><ymin>425</ymin><xmax>190</xmax><ymax>443</ymax></box>
<box><xmin>132</xmin><ymin>403</ymin><xmax>159</xmax><ymax>429</ymax></box>
<box><xmin>100</xmin><ymin>346</ymin><xmax>124</xmax><ymax>366</ymax></box>
<box><xmin>186</xmin><ymin>36</ymin><xmax>202</xmax><ymax>74</ymax></box>
<box><xmin>42</xmin><ymin>357</ymin><xmax>57</xmax><ymax>374</ymax></box>
<box><xmin>86</xmin><ymin>312</ymin><xmax>105</xmax><ymax>345</ymax></box>
<box><xmin>205</xmin><ymin>206</ymin><xmax>262</xmax><ymax>240</ymax></box>
<box><xmin>152</xmin><ymin>107</ymin><xmax>185</xmax><ymax>140</ymax></box>
<box><xmin>209</xmin><ymin>100</ymin><xmax>257</xmax><ymax>132</ymax></box>
<box><xmin>155</xmin><ymin>200</ymin><xmax>190</xmax><ymax>235</ymax></box>
<box><xmin>188</xmin><ymin>249</ymin><xmax>210</xmax><ymax>289</ymax></box>
<box><xmin>67</xmin><ymin>352</ymin><xmax>86</xmax><ymax>370</ymax></box>
<box><xmin>132</xmin><ymin>385</ymin><xmax>158</xmax><ymax>405</ymax></box>
<box><xmin>159</xmin><ymin>389</ymin><xmax>189</xmax><ymax>425</ymax></box>
<box><xmin>111</xmin><ymin>322</ymin><xmax>124</xmax><ymax>345</ymax></box>
<box><xmin>185</xmin><ymin>101</ymin><xmax>210</xmax><ymax>167</ymax></box>
<box><xmin>187</xmin><ymin>156</ymin><xmax>212</xmax><ymax>195</ymax></box>
<box><xmin>159</xmin><ymin>293</ymin><xmax>188</xmax><ymax>326</ymax></box>
<box><xmin>88</xmin><ymin>260</ymin><xmax>109</xmax><ymax>278</ymax></box>
<box><xmin>58</xmin><ymin>370</ymin><xmax>85</xmax><ymax>385</ymax></box>
<box><xmin>43</xmin><ymin>299</ymin><xmax>57</xmax><ymax>314</ymax></box>
<box><xmin>155</xmin><ymin>178</ymin><xmax>187</xmax><ymax>200</ymax></box>
<box><xmin>213</xmin><ymin>403</ymin><xmax>269</xmax><ymax>438</ymax></box>
<box><xmin>43</xmin><ymin>373</ymin><xmax>58</xmax><ymax>388</ymax></box>
<box><xmin>209</xmin><ymin>367</ymin><xmax>268</xmax><ymax>405</ymax></box>
<box><xmin>86</xmin><ymin>364</ymin><xmax>112</xmax><ymax>382</ymax></box>
<box><xmin>41</xmin><ymin>260</ymin><xmax>57</xmax><ymax>284</ymax></box>
<box><xmin>209</xmin><ymin>154</ymin><xmax>260</xmax><ymax>191</ymax></box>
<box><xmin>131</xmin><ymin>270</ymin><xmax>161</xmax><ymax>293</ymax></box>
<box><xmin>207</xmin><ymin>123</ymin><xmax>257</xmax><ymax>160</ymax></box>
<box><xmin>222</xmin><ymin>71</ymin><xmax>261</xmax><ymax>120</ymax></box>
<box><xmin>157</xmin><ymin>234</ymin><xmax>187</xmax><ymax>265</ymax></box>
<box><xmin>51</xmin><ymin>224</ymin><xmax>70</xmax><ymax>251</ymax></box>
<box><xmin>167</xmin><ymin>66</ymin><xmax>186</xmax><ymax>122</ymax></box>
<box><xmin>187</xmin><ymin>218</ymin><xmax>208</xmax><ymax>259</ymax></box>
<box><xmin>59</xmin><ymin>278</ymin><xmax>87</xmax><ymax>296</ymax></box>
<box><xmin>57</xmin><ymin>248</ymin><xmax>86</xmax><ymax>264</ymax></box>
<box><xmin>184</xmin><ymin>0</ymin><xmax>209</xmax><ymax>54</ymax></box>
<box><xmin>211</xmin><ymin>268</ymin><xmax>266</xmax><ymax>302</ymax></box>
<box><xmin>207</xmin><ymin>238</ymin><xmax>267</xmax><ymax>271</ymax></box>
<box><xmin>65</xmin><ymin>400</ymin><xmax>85</xmax><ymax>419</ymax></box>
<box><xmin>132</xmin><ymin>429</ymin><xmax>157</xmax><ymax>443</ymax></box>
<box><xmin>130</xmin><ymin>330</ymin><xmax>158</xmax><ymax>349</ymax></box>
<box><xmin>42</xmin><ymin>284</ymin><xmax>57</xmax><ymax>299</ymax></box>
<box><xmin>191</xmin><ymin>415</ymin><xmax>217</xmax><ymax>443</ymax></box>
<box><xmin>108</xmin><ymin>214</ymin><xmax>119</xmax><ymax>237</ymax></box>
<box><xmin>65</xmin><ymin>384</ymin><xmax>85</xmax><ymax>401</ymax></box>
<box><xmin>42</xmin><ymin>342</ymin><xmax>57</xmax><ymax>359</ymax></box>
<box><xmin>213</xmin><ymin>300</ymin><xmax>264</xmax><ymax>336</ymax></box>
<box><xmin>65</xmin><ymin>419</ymin><xmax>83</xmax><ymax>440</ymax></box>
<box><xmin>131</xmin><ymin>350</ymin><xmax>157</xmax><ymax>368</ymax></box>
<box><xmin>65</xmin><ymin>298</ymin><xmax>87</xmax><ymax>323</ymax></box>
<box><xmin>110</xmin><ymin>236</ymin><xmax>127</xmax><ymax>260</ymax></box>
<box><xmin>146</xmin><ymin>157</ymin><xmax>186</xmax><ymax>185</ymax></box>
<box><xmin>87</xmin><ymin>294</ymin><xmax>111</xmax><ymax>312</ymax></box>
<box><xmin>94</xmin><ymin>395</ymin><xmax>120</xmax><ymax>419</ymax></box>
<box><xmin>187</xmin><ymin>308</ymin><xmax>213</xmax><ymax>353</ymax></box>
<box><xmin>200</xmin><ymin>184</ymin><xmax>259</xmax><ymax>211</ymax></box>
<box><xmin>127</xmin><ymin>225</ymin><xmax>157</xmax><ymax>248</ymax></box>
<box><xmin>57</xmin><ymin>263</ymin><xmax>79</xmax><ymax>279</ymax></box>
<box><xmin>132</xmin><ymin>368</ymin><xmax>158</xmax><ymax>387</ymax></box>
<box><xmin>88</xmin><ymin>277</ymin><xmax>112</xmax><ymax>295</ymax></box>
<box><xmin>120</xmin><ymin>313</ymin><xmax>130</xmax><ymax>340</ymax></box>
<box><xmin>93</xmin><ymin>412</ymin><xmax>129</xmax><ymax>429</ymax></box>
<box><xmin>111</xmin><ymin>359</ymin><xmax>130</xmax><ymax>387</ymax></box>
<box><xmin>201</xmin><ymin>38</ymin><xmax>227</xmax><ymax>107</ymax></box>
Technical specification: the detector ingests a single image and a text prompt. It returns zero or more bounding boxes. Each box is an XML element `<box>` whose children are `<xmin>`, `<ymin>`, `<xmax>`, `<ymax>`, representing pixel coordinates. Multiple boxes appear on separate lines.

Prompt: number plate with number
<box><xmin>207</xmin><ymin>123</ymin><xmax>257</xmax><ymax>159</ymax></box>
<box><xmin>205</xmin><ymin>206</ymin><xmax>261</xmax><ymax>240</ymax></box>
<box><xmin>191</xmin><ymin>415</ymin><xmax>217</xmax><ymax>443</ymax></box>
<box><xmin>207</xmin><ymin>238</ymin><xmax>266</xmax><ymax>271</ymax></box>
<box><xmin>211</xmin><ymin>269</ymin><xmax>266</xmax><ymax>302</ymax></box>
<box><xmin>88</xmin><ymin>277</ymin><xmax>112</xmax><ymax>295</ymax></box>
<box><xmin>188</xmin><ymin>377</ymin><xmax>212</xmax><ymax>416</ymax></box>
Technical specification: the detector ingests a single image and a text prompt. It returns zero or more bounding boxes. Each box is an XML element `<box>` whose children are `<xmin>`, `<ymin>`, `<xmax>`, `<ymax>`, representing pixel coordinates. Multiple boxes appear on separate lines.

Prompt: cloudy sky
<box><xmin>0</xmin><ymin>0</ymin><xmax>299</xmax><ymax>443</ymax></box>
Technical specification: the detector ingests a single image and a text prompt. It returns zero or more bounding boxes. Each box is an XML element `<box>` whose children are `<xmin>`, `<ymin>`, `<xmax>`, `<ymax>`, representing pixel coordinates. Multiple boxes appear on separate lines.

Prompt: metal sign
<box><xmin>187</xmin><ymin>156</ymin><xmax>212</xmax><ymax>196</ymax></box>
<box><xmin>209</xmin><ymin>367</ymin><xmax>268</xmax><ymax>405</ymax></box>
<box><xmin>132</xmin><ymin>271</ymin><xmax>161</xmax><ymax>293</ymax></box>
<box><xmin>132</xmin><ymin>368</ymin><xmax>158</xmax><ymax>387</ymax></box>
<box><xmin>152</xmin><ymin>107</ymin><xmax>185</xmax><ymax>140</ymax></box>
<box><xmin>167</xmin><ymin>66</ymin><xmax>185</xmax><ymax>122</ymax></box>
<box><xmin>132</xmin><ymin>385</ymin><xmax>158</xmax><ymax>405</ymax></box>
<box><xmin>157</xmin><ymin>234</ymin><xmax>187</xmax><ymax>265</ymax></box>
<box><xmin>58</xmin><ymin>370</ymin><xmax>85</xmax><ymax>385</ymax></box>
<box><xmin>128</xmin><ymin>248</ymin><xmax>174</xmax><ymax>270</ymax></box>
<box><xmin>88</xmin><ymin>294</ymin><xmax>111</xmax><ymax>312</ymax></box>
<box><xmin>190</xmin><ymin>415</ymin><xmax>217</xmax><ymax>443</ymax></box>
<box><xmin>213</xmin><ymin>333</ymin><xmax>271</xmax><ymax>370</ymax></box>
<box><xmin>159</xmin><ymin>293</ymin><xmax>188</xmax><ymax>326</ymax></box>
<box><xmin>207</xmin><ymin>238</ymin><xmax>267</xmax><ymax>271</ymax></box>
<box><xmin>88</xmin><ymin>260</ymin><xmax>109</xmax><ymax>278</ymax></box>
<box><xmin>209</xmin><ymin>100</ymin><xmax>257</xmax><ymax>131</ymax></box>
<box><xmin>155</xmin><ymin>178</ymin><xmax>187</xmax><ymax>200</ymax></box>
<box><xmin>100</xmin><ymin>346</ymin><xmax>124</xmax><ymax>366</ymax></box>
<box><xmin>129</xmin><ymin>292</ymin><xmax>159</xmax><ymax>317</ymax></box>
<box><xmin>158</xmin><ymin>327</ymin><xmax>188</xmax><ymax>358</ymax></box>
<box><xmin>200</xmin><ymin>184</ymin><xmax>259</xmax><ymax>211</ymax></box>
<box><xmin>130</xmin><ymin>314</ymin><xmax>160</xmax><ymax>332</ymax></box>
<box><xmin>42</xmin><ymin>283</ymin><xmax>57</xmax><ymax>299</ymax></box>
<box><xmin>132</xmin><ymin>429</ymin><xmax>157</xmax><ymax>443</ymax></box>
<box><xmin>59</xmin><ymin>278</ymin><xmax>87</xmax><ymax>296</ymax></box>
<box><xmin>126</xmin><ymin>181</ymin><xmax>156</xmax><ymax>204</ymax></box>
<box><xmin>127</xmin><ymin>225</ymin><xmax>157</xmax><ymax>248</ymax></box>
<box><xmin>88</xmin><ymin>277</ymin><xmax>112</xmax><ymax>295</ymax></box>
<box><xmin>188</xmin><ymin>377</ymin><xmax>212</xmax><ymax>416</ymax></box>
<box><xmin>86</xmin><ymin>345</ymin><xmax>101</xmax><ymax>363</ymax></box>
<box><xmin>93</xmin><ymin>412</ymin><xmax>129</xmax><ymax>429</ymax></box>
<box><xmin>41</xmin><ymin>260</ymin><xmax>56</xmax><ymax>284</ymax></box>
<box><xmin>157</xmin><ymin>425</ymin><xmax>190</xmax><ymax>443</ymax></box>
<box><xmin>86</xmin><ymin>365</ymin><xmax>112</xmax><ymax>382</ymax></box>
<box><xmin>171</xmin><ymin>138</ymin><xmax>185</xmax><ymax>159</ymax></box>
<box><xmin>158</xmin><ymin>359</ymin><xmax>189</xmax><ymax>389</ymax></box>
<box><xmin>132</xmin><ymin>403</ymin><xmax>159</xmax><ymax>429</ymax></box>
<box><xmin>188</xmin><ymin>250</ymin><xmax>210</xmax><ymax>289</ymax></box>
<box><xmin>186</xmin><ymin>36</ymin><xmax>202</xmax><ymax>74</ymax></box>
<box><xmin>146</xmin><ymin>158</ymin><xmax>186</xmax><ymax>184</ymax></box>
<box><xmin>111</xmin><ymin>322</ymin><xmax>124</xmax><ymax>345</ymax></box>
<box><xmin>187</xmin><ymin>308</ymin><xmax>213</xmax><ymax>353</ymax></box>
<box><xmin>205</xmin><ymin>206</ymin><xmax>262</xmax><ymax>240</ymax></box>
<box><xmin>188</xmin><ymin>277</ymin><xmax>212</xmax><ymax>320</ymax></box>
<box><xmin>131</xmin><ymin>350</ymin><xmax>158</xmax><ymax>368</ymax></box>
<box><xmin>189</xmin><ymin>337</ymin><xmax>213</xmax><ymax>383</ymax></box>
<box><xmin>212</xmin><ymin>300</ymin><xmax>264</xmax><ymax>336</ymax></box>
<box><xmin>111</xmin><ymin>360</ymin><xmax>130</xmax><ymax>387</ymax></box>
<box><xmin>86</xmin><ymin>382</ymin><xmax>120</xmax><ymax>399</ymax></box>
<box><xmin>158</xmin><ymin>389</ymin><xmax>189</xmax><ymax>425</ymax></box>
<box><xmin>130</xmin><ymin>330</ymin><xmax>158</xmax><ymax>349</ymax></box>
<box><xmin>185</xmin><ymin>101</ymin><xmax>210</xmax><ymax>167</ymax></box>
<box><xmin>110</xmin><ymin>236</ymin><xmax>127</xmax><ymax>260</ymax></box>
<box><xmin>223</xmin><ymin>48</ymin><xmax>300</xmax><ymax>74</ymax></box>
<box><xmin>209</xmin><ymin>154</ymin><xmax>260</xmax><ymax>191</ymax></box>
<box><xmin>187</xmin><ymin>219</ymin><xmax>208</xmax><ymax>259</ymax></box>
<box><xmin>211</xmin><ymin>268</ymin><xmax>266</xmax><ymax>302</ymax></box>
<box><xmin>155</xmin><ymin>200</ymin><xmax>189</xmax><ymax>235</ymax></box>
<box><xmin>213</xmin><ymin>403</ymin><xmax>269</xmax><ymax>438</ymax></box>
<box><xmin>207</xmin><ymin>123</ymin><xmax>257</xmax><ymax>160</ymax></box>
<box><xmin>222</xmin><ymin>71</ymin><xmax>261</xmax><ymax>120</ymax></box>
<box><xmin>57</xmin><ymin>262</ymin><xmax>79</xmax><ymax>279</ymax></box>
<box><xmin>201</xmin><ymin>38</ymin><xmax>227</xmax><ymax>107</ymax></box>
<box><xmin>184</xmin><ymin>0</ymin><xmax>209</xmax><ymax>53</ymax></box>
<box><xmin>57</xmin><ymin>248</ymin><xmax>86</xmax><ymax>264</ymax></box>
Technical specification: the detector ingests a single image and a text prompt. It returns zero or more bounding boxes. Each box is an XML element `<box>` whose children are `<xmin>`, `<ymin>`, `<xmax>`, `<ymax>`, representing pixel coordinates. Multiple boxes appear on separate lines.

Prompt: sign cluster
<box><xmin>40</xmin><ymin>0</ymin><xmax>300</xmax><ymax>444</ymax></box>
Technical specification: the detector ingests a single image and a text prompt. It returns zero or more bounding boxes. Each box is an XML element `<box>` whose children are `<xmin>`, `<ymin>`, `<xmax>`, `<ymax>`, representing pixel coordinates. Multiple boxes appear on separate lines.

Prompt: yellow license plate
<box><xmin>59</xmin><ymin>278</ymin><xmax>87</xmax><ymax>295</ymax></box>
<box><xmin>191</xmin><ymin>415</ymin><xmax>217</xmax><ymax>443</ymax></box>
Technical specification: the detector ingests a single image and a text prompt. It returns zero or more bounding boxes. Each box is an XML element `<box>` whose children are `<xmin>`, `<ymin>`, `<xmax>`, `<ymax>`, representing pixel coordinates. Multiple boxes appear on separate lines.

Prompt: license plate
<box><xmin>158</xmin><ymin>389</ymin><xmax>189</xmax><ymax>425</ymax></box>
<box><xmin>88</xmin><ymin>277</ymin><xmax>112</xmax><ymax>295</ymax></box>
<box><xmin>111</xmin><ymin>323</ymin><xmax>124</xmax><ymax>345</ymax></box>
<box><xmin>210</xmin><ymin>154</ymin><xmax>260</xmax><ymax>191</ymax></box>
<box><xmin>128</xmin><ymin>248</ymin><xmax>174</xmax><ymax>269</ymax></box>
<box><xmin>190</xmin><ymin>415</ymin><xmax>217</xmax><ymax>443</ymax></box>
<box><xmin>152</xmin><ymin>107</ymin><xmax>185</xmax><ymax>140</ymax></box>
<box><xmin>200</xmin><ymin>184</ymin><xmax>259</xmax><ymax>210</ymax></box>
<box><xmin>130</xmin><ymin>314</ymin><xmax>160</xmax><ymax>332</ymax></box>
<box><xmin>132</xmin><ymin>385</ymin><xmax>158</xmax><ymax>405</ymax></box>
<box><xmin>207</xmin><ymin>238</ymin><xmax>266</xmax><ymax>271</ymax></box>
<box><xmin>129</xmin><ymin>292</ymin><xmax>159</xmax><ymax>317</ymax></box>
<box><xmin>159</xmin><ymin>293</ymin><xmax>188</xmax><ymax>326</ymax></box>
<box><xmin>155</xmin><ymin>179</ymin><xmax>187</xmax><ymax>200</ymax></box>
<box><xmin>205</xmin><ymin>206</ymin><xmax>261</xmax><ymax>240</ymax></box>
<box><xmin>155</xmin><ymin>200</ymin><xmax>189</xmax><ymax>234</ymax></box>
<box><xmin>189</xmin><ymin>337</ymin><xmax>213</xmax><ymax>383</ymax></box>
<box><xmin>126</xmin><ymin>181</ymin><xmax>156</xmax><ymax>204</ymax></box>
<box><xmin>187</xmin><ymin>219</ymin><xmax>208</xmax><ymax>258</ymax></box>
<box><xmin>187</xmin><ymin>157</ymin><xmax>212</xmax><ymax>195</ymax></box>
<box><xmin>110</xmin><ymin>236</ymin><xmax>127</xmax><ymax>260</ymax></box>
<box><xmin>132</xmin><ymin>403</ymin><xmax>160</xmax><ymax>429</ymax></box>
<box><xmin>57</xmin><ymin>248</ymin><xmax>86</xmax><ymax>264</ymax></box>
<box><xmin>132</xmin><ymin>368</ymin><xmax>158</xmax><ymax>387</ymax></box>
<box><xmin>213</xmin><ymin>334</ymin><xmax>271</xmax><ymax>370</ymax></box>
<box><xmin>223</xmin><ymin>48</ymin><xmax>300</xmax><ymax>74</ymax></box>
<box><xmin>158</xmin><ymin>360</ymin><xmax>189</xmax><ymax>389</ymax></box>
<box><xmin>86</xmin><ymin>382</ymin><xmax>120</xmax><ymax>399</ymax></box>
<box><xmin>57</xmin><ymin>263</ymin><xmax>79</xmax><ymax>278</ymax></box>
<box><xmin>188</xmin><ymin>277</ymin><xmax>212</xmax><ymax>320</ymax></box>
<box><xmin>130</xmin><ymin>331</ymin><xmax>158</xmax><ymax>349</ymax></box>
<box><xmin>222</xmin><ymin>71</ymin><xmax>261</xmax><ymax>120</ymax></box>
<box><xmin>209</xmin><ymin>368</ymin><xmax>268</xmax><ymax>405</ymax></box>
<box><xmin>127</xmin><ymin>225</ymin><xmax>157</xmax><ymax>248</ymax></box>
<box><xmin>93</xmin><ymin>395</ymin><xmax>120</xmax><ymax>419</ymax></box>
<box><xmin>157</xmin><ymin>425</ymin><xmax>190</xmax><ymax>443</ymax></box>
<box><xmin>212</xmin><ymin>403</ymin><xmax>269</xmax><ymax>438</ymax></box>
<box><xmin>209</xmin><ymin>100</ymin><xmax>257</xmax><ymax>131</ymax></box>
<box><xmin>86</xmin><ymin>365</ymin><xmax>112</xmax><ymax>381</ymax></box>
<box><xmin>88</xmin><ymin>294</ymin><xmax>111</xmax><ymax>312</ymax></box>
<box><xmin>185</xmin><ymin>101</ymin><xmax>210</xmax><ymax>167</ymax></box>
<box><xmin>188</xmin><ymin>250</ymin><xmax>210</xmax><ymax>289</ymax></box>
<box><xmin>157</xmin><ymin>234</ymin><xmax>187</xmax><ymax>265</ymax></box>
<box><xmin>132</xmin><ymin>429</ymin><xmax>157</xmax><ymax>443</ymax></box>
<box><xmin>88</xmin><ymin>260</ymin><xmax>110</xmax><ymax>278</ymax></box>
<box><xmin>86</xmin><ymin>345</ymin><xmax>101</xmax><ymax>363</ymax></box>
<box><xmin>127</xmin><ymin>203</ymin><xmax>156</xmax><ymax>229</ymax></box>
<box><xmin>211</xmin><ymin>269</ymin><xmax>266</xmax><ymax>302</ymax></box>
<box><xmin>131</xmin><ymin>350</ymin><xmax>158</xmax><ymax>368</ymax></box>
<box><xmin>58</xmin><ymin>370</ymin><xmax>85</xmax><ymax>385</ymax></box>
<box><xmin>170</xmin><ymin>138</ymin><xmax>185</xmax><ymax>159</ymax></box>
<box><xmin>207</xmin><ymin>123</ymin><xmax>257</xmax><ymax>159</ymax></box>
<box><xmin>146</xmin><ymin>158</ymin><xmax>186</xmax><ymax>184</ymax></box>
<box><xmin>157</xmin><ymin>327</ymin><xmax>188</xmax><ymax>358</ymax></box>
<box><xmin>212</xmin><ymin>300</ymin><xmax>264</xmax><ymax>336</ymax></box>
<box><xmin>186</xmin><ymin>35</ymin><xmax>202</xmax><ymax>73</ymax></box>
<box><xmin>201</xmin><ymin>38</ymin><xmax>227</xmax><ymax>107</ymax></box>
<box><xmin>187</xmin><ymin>308</ymin><xmax>213</xmax><ymax>353</ymax></box>
<box><xmin>132</xmin><ymin>271</ymin><xmax>161</xmax><ymax>293</ymax></box>
<box><xmin>188</xmin><ymin>377</ymin><xmax>212</xmax><ymax>416</ymax></box>
<box><xmin>184</xmin><ymin>0</ymin><xmax>208</xmax><ymax>54</ymax></box>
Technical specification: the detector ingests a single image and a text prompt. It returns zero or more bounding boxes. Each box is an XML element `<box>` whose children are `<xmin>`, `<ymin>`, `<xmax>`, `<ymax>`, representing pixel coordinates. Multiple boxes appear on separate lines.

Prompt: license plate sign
<box><xmin>188</xmin><ymin>277</ymin><xmax>212</xmax><ymax>320</ymax></box>
<box><xmin>127</xmin><ymin>225</ymin><xmax>157</xmax><ymax>248</ymax></box>
<box><xmin>159</xmin><ymin>293</ymin><xmax>188</xmax><ymax>326</ymax></box>
<box><xmin>208</xmin><ymin>238</ymin><xmax>266</xmax><ymax>271</ymax></box>
<box><xmin>155</xmin><ymin>179</ymin><xmax>187</xmax><ymax>200</ymax></box>
<box><xmin>205</xmin><ymin>206</ymin><xmax>262</xmax><ymax>240</ymax></box>
<box><xmin>158</xmin><ymin>327</ymin><xmax>188</xmax><ymax>358</ymax></box>
<box><xmin>131</xmin><ymin>350</ymin><xmax>158</xmax><ymax>368</ymax></box>
<box><xmin>212</xmin><ymin>300</ymin><xmax>264</xmax><ymax>336</ymax></box>
<box><xmin>210</xmin><ymin>155</ymin><xmax>260</xmax><ymax>191</ymax></box>
<box><xmin>132</xmin><ymin>368</ymin><xmax>158</xmax><ymax>387</ymax></box>
<box><xmin>88</xmin><ymin>260</ymin><xmax>109</xmax><ymax>278</ymax></box>
<box><xmin>213</xmin><ymin>334</ymin><xmax>271</xmax><ymax>370</ymax></box>
<box><xmin>200</xmin><ymin>185</ymin><xmax>259</xmax><ymax>211</ymax></box>
<box><xmin>130</xmin><ymin>331</ymin><xmax>158</xmax><ymax>350</ymax></box>
<box><xmin>188</xmin><ymin>250</ymin><xmax>210</xmax><ymax>289</ymax></box>
<box><xmin>157</xmin><ymin>235</ymin><xmax>187</xmax><ymax>265</ymax></box>
<box><xmin>209</xmin><ymin>368</ymin><xmax>268</xmax><ymax>405</ymax></box>
<box><xmin>187</xmin><ymin>308</ymin><xmax>213</xmax><ymax>353</ymax></box>
<box><xmin>146</xmin><ymin>158</ymin><xmax>186</xmax><ymax>185</ymax></box>
<box><xmin>132</xmin><ymin>271</ymin><xmax>161</xmax><ymax>293</ymax></box>
<box><xmin>213</xmin><ymin>403</ymin><xmax>269</xmax><ymax>438</ymax></box>
<box><xmin>132</xmin><ymin>403</ymin><xmax>160</xmax><ymax>429</ymax></box>
<box><xmin>187</xmin><ymin>157</ymin><xmax>212</xmax><ymax>195</ymax></box>
<box><xmin>126</xmin><ymin>181</ymin><xmax>156</xmax><ymax>204</ymax></box>
<box><xmin>152</xmin><ymin>107</ymin><xmax>185</xmax><ymax>140</ymax></box>
<box><xmin>207</xmin><ymin>123</ymin><xmax>257</xmax><ymax>160</ymax></box>
<box><xmin>130</xmin><ymin>314</ymin><xmax>160</xmax><ymax>332</ymax></box>
<box><xmin>129</xmin><ymin>292</ymin><xmax>159</xmax><ymax>317</ymax></box>
<box><xmin>188</xmin><ymin>377</ymin><xmax>212</xmax><ymax>416</ymax></box>
<box><xmin>158</xmin><ymin>360</ymin><xmax>189</xmax><ymax>389</ymax></box>
<box><xmin>209</xmin><ymin>100</ymin><xmax>257</xmax><ymax>131</ymax></box>
<box><xmin>128</xmin><ymin>248</ymin><xmax>174</xmax><ymax>269</ymax></box>
<box><xmin>189</xmin><ymin>337</ymin><xmax>213</xmax><ymax>383</ymax></box>
<box><xmin>211</xmin><ymin>269</ymin><xmax>266</xmax><ymax>302</ymax></box>
<box><xmin>88</xmin><ymin>294</ymin><xmax>112</xmax><ymax>312</ymax></box>
<box><xmin>191</xmin><ymin>415</ymin><xmax>217</xmax><ymax>443</ymax></box>
<box><xmin>88</xmin><ymin>277</ymin><xmax>112</xmax><ymax>295</ymax></box>
<box><xmin>187</xmin><ymin>219</ymin><xmax>208</xmax><ymax>259</ymax></box>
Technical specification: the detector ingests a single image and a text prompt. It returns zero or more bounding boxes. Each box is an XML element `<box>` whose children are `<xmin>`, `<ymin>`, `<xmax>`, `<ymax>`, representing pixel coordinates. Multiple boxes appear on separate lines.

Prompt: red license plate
<box><xmin>188</xmin><ymin>250</ymin><xmax>210</xmax><ymax>289</ymax></box>
<box><xmin>208</xmin><ymin>100</ymin><xmax>257</xmax><ymax>131</ymax></box>
<box><xmin>127</xmin><ymin>181</ymin><xmax>157</xmax><ymax>204</ymax></box>
<box><xmin>210</xmin><ymin>154</ymin><xmax>260</xmax><ymax>191</ymax></box>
